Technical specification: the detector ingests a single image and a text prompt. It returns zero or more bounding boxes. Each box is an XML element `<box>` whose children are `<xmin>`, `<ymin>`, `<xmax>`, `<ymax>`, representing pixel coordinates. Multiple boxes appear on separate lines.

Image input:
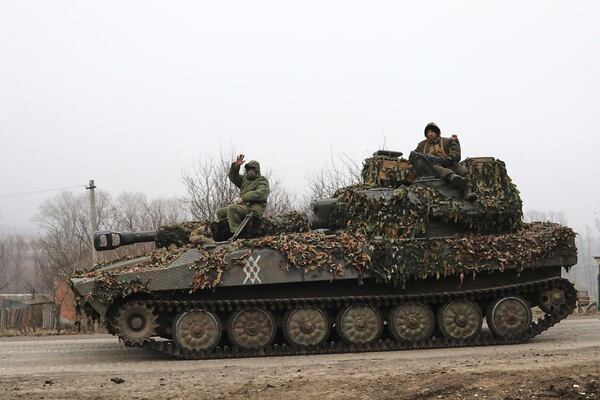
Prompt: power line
<box><xmin>0</xmin><ymin>185</ymin><xmax>84</xmax><ymax>200</ymax></box>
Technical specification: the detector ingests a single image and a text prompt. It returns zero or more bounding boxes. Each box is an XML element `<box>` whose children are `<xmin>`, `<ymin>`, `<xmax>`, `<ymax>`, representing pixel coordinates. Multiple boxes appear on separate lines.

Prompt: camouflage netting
<box><xmin>332</xmin><ymin>158</ymin><xmax>523</xmax><ymax>237</ymax></box>
<box><xmin>368</xmin><ymin>222</ymin><xmax>576</xmax><ymax>286</ymax></box>
<box><xmin>191</xmin><ymin>247</ymin><xmax>231</xmax><ymax>291</ymax></box>
<box><xmin>75</xmin><ymin>244</ymin><xmax>191</xmax><ymax>277</ymax></box>
<box><xmin>465</xmin><ymin>158</ymin><xmax>523</xmax><ymax>222</ymax></box>
<box><xmin>72</xmin><ymin>221</ymin><xmax>576</xmax><ymax>300</ymax></box>
<box><xmin>238</xmin><ymin>231</ymin><xmax>371</xmax><ymax>279</ymax></box>
<box><xmin>361</xmin><ymin>155</ymin><xmax>415</xmax><ymax>186</ymax></box>
<box><xmin>156</xmin><ymin>222</ymin><xmax>203</xmax><ymax>248</ymax></box>
<box><xmin>82</xmin><ymin>273</ymin><xmax>148</xmax><ymax>305</ymax></box>
<box><xmin>254</xmin><ymin>211</ymin><xmax>311</xmax><ymax>236</ymax></box>
<box><xmin>238</xmin><ymin>222</ymin><xmax>575</xmax><ymax>287</ymax></box>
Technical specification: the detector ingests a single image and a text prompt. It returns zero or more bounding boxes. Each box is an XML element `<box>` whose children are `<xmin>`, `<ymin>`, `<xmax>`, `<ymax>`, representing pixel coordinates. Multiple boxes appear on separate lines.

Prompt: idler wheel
<box><xmin>486</xmin><ymin>296</ymin><xmax>532</xmax><ymax>338</ymax></box>
<box><xmin>114</xmin><ymin>300</ymin><xmax>158</xmax><ymax>345</ymax></box>
<box><xmin>437</xmin><ymin>300</ymin><xmax>482</xmax><ymax>340</ymax></box>
<box><xmin>336</xmin><ymin>305</ymin><xmax>383</xmax><ymax>344</ymax></box>
<box><xmin>173</xmin><ymin>310</ymin><xmax>221</xmax><ymax>351</ymax></box>
<box><xmin>283</xmin><ymin>307</ymin><xmax>330</xmax><ymax>347</ymax></box>
<box><xmin>539</xmin><ymin>288</ymin><xmax>568</xmax><ymax>315</ymax></box>
<box><xmin>388</xmin><ymin>303</ymin><xmax>435</xmax><ymax>343</ymax></box>
<box><xmin>228</xmin><ymin>309</ymin><xmax>276</xmax><ymax>349</ymax></box>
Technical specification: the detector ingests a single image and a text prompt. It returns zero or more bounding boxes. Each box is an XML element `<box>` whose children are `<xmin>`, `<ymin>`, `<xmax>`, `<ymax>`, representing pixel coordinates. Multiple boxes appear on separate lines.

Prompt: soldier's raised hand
<box><xmin>234</xmin><ymin>154</ymin><xmax>245</xmax><ymax>167</ymax></box>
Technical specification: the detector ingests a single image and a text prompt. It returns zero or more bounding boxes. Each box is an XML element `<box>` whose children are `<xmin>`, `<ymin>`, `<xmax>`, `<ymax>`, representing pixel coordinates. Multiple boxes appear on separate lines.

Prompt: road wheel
<box><xmin>173</xmin><ymin>310</ymin><xmax>221</xmax><ymax>351</ymax></box>
<box><xmin>539</xmin><ymin>288</ymin><xmax>568</xmax><ymax>315</ymax></box>
<box><xmin>437</xmin><ymin>300</ymin><xmax>482</xmax><ymax>340</ymax></box>
<box><xmin>336</xmin><ymin>305</ymin><xmax>383</xmax><ymax>344</ymax></box>
<box><xmin>388</xmin><ymin>303</ymin><xmax>435</xmax><ymax>342</ymax></box>
<box><xmin>114</xmin><ymin>300</ymin><xmax>158</xmax><ymax>345</ymax></box>
<box><xmin>228</xmin><ymin>309</ymin><xmax>276</xmax><ymax>349</ymax></box>
<box><xmin>486</xmin><ymin>296</ymin><xmax>532</xmax><ymax>338</ymax></box>
<box><xmin>283</xmin><ymin>307</ymin><xmax>330</xmax><ymax>347</ymax></box>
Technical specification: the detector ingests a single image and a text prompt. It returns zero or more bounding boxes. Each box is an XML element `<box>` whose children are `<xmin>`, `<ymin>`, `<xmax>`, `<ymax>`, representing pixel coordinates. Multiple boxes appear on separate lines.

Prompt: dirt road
<box><xmin>1</xmin><ymin>315</ymin><xmax>599</xmax><ymax>399</ymax></box>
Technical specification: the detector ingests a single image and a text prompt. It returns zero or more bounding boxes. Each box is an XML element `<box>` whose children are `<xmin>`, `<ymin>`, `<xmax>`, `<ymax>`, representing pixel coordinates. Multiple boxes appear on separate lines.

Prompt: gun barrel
<box><xmin>94</xmin><ymin>230</ymin><xmax>156</xmax><ymax>251</ymax></box>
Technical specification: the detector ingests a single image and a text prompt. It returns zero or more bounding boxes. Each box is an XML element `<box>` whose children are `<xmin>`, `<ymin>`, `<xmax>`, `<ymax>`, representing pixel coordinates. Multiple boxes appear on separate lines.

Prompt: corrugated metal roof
<box><xmin>0</xmin><ymin>294</ymin><xmax>53</xmax><ymax>306</ymax></box>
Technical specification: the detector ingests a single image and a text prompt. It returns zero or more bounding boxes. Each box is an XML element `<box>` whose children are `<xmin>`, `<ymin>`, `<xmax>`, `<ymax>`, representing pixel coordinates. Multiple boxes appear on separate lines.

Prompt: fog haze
<box><xmin>1</xmin><ymin>1</ymin><xmax>599</xmax><ymax>233</ymax></box>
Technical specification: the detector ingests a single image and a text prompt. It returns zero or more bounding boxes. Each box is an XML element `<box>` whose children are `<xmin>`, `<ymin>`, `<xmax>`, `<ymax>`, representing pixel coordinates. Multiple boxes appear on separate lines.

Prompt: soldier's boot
<box><xmin>212</xmin><ymin>220</ymin><xmax>232</xmax><ymax>242</ymax></box>
<box><xmin>447</xmin><ymin>173</ymin><xmax>467</xmax><ymax>189</ymax></box>
<box><xmin>462</xmin><ymin>184</ymin><xmax>478</xmax><ymax>202</ymax></box>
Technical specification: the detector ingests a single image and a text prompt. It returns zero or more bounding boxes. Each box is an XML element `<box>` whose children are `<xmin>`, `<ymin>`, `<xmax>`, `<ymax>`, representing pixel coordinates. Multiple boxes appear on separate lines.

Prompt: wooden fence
<box><xmin>0</xmin><ymin>303</ymin><xmax>57</xmax><ymax>330</ymax></box>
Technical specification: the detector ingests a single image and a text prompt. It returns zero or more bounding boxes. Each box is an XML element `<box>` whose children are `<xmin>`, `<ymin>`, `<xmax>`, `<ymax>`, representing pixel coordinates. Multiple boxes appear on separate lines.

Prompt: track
<box><xmin>114</xmin><ymin>277</ymin><xmax>577</xmax><ymax>359</ymax></box>
<box><xmin>2</xmin><ymin>316</ymin><xmax>599</xmax><ymax>399</ymax></box>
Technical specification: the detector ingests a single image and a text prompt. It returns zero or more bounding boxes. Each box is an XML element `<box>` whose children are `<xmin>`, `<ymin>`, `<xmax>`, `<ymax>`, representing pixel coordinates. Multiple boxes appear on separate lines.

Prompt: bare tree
<box><xmin>182</xmin><ymin>148</ymin><xmax>297</xmax><ymax>221</ymax></box>
<box><xmin>141</xmin><ymin>197</ymin><xmax>188</xmax><ymax>228</ymax></box>
<box><xmin>263</xmin><ymin>174</ymin><xmax>297</xmax><ymax>217</ymax></box>
<box><xmin>32</xmin><ymin>190</ymin><xmax>116</xmax><ymax>295</ymax></box>
<box><xmin>31</xmin><ymin>189</ymin><xmax>189</xmax><ymax>294</ymax></box>
<box><xmin>110</xmin><ymin>192</ymin><xmax>188</xmax><ymax>231</ymax></box>
<box><xmin>7</xmin><ymin>235</ymin><xmax>28</xmax><ymax>293</ymax></box>
<box><xmin>304</xmin><ymin>153</ymin><xmax>362</xmax><ymax>207</ymax></box>
<box><xmin>0</xmin><ymin>234</ymin><xmax>10</xmax><ymax>292</ymax></box>
<box><xmin>524</xmin><ymin>210</ymin><xmax>567</xmax><ymax>225</ymax></box>
<box><xmin>182</xmin><ymin>148</ymin><xmax>240</xmax><ymax>221</ymax></box>
<box><xmin>112</xmin><ymin>192</ymin><xmax>148</xmax><ymax>231</ymax></box>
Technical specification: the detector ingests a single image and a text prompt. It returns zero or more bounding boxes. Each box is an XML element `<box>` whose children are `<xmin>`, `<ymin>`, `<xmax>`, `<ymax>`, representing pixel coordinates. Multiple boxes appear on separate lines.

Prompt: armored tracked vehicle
<box><xmin>70</xmin><ymin>151</ymin><xmax>577</xmax><ymax>359</ymax></box>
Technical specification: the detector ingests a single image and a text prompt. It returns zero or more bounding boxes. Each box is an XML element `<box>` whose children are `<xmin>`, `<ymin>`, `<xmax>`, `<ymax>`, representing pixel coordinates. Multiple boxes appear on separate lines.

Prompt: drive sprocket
<box><xmin>113</xmin><ymin>300</ymin><xmax>158</xmax><ymax>346</ymax></box>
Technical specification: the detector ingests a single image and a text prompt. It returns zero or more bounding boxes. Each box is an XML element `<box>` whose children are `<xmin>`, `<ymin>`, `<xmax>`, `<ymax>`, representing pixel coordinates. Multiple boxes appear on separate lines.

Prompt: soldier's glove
<box><xmin>424</xmin><ymin>154</ymin><xmax>444</xmax><ymax>165</ymax></box>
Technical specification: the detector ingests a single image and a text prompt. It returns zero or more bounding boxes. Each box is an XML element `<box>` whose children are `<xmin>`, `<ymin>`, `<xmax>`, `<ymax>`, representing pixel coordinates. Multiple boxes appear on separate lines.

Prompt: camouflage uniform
<box><xmin>415</xmin><ymin>122</ymin><xmax>477</xmax><ymax>201</ymax></box>
<box><xmin>216</xmin><ymin>160</ymin><xmax>270</xmax><ymax>232</ymax></box>
<box><xmin>414</xmin><ymin>136</ymin><xmax>469</xmax><ymax>179</ymax></box>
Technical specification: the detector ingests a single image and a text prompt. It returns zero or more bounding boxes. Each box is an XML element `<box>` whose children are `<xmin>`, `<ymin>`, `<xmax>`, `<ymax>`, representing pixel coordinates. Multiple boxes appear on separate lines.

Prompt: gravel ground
<box><xmin>1</xmin><ymin>315</ymin><xmax>599</xmax><ymax>399</ymax></box>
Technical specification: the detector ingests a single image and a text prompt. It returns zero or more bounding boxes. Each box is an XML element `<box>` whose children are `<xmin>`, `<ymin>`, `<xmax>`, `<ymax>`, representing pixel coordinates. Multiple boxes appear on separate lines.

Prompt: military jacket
<box><xmin>228</xmin><ymin>163</ymin><xmax>270</xmax><ymax>213</ymax></box>
<box><xmin>415</xmin><ymin>136</ymin><xmax>461</xmax><ymax>163</ymax></box>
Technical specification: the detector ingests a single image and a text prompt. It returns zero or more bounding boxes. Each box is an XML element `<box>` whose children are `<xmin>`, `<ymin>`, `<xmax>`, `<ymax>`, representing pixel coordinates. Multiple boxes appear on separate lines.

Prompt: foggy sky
<box><xmin>1</xmin><ymin>1</ymin><xmax>599</xmax><ymax>234</ymax></box>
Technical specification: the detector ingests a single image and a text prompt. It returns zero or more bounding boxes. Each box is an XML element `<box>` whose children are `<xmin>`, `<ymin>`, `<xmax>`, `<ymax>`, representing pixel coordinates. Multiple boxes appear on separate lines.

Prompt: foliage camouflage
<box><xmin>361</xmin><ymin>155</ymin><xmax>415</xmax><ymax>186</ymax></box>
<box><xmin>237</xmin><ymin>231</ymin><xmax>371</xmax><ymax>280</ymax></box>
<box><xmin>236</xmin><ymin>222</ymin><xmax>575</xmax><ymax>287</ymax></box>
<box><xmin>74</xmin><ymin>222</ymin><xmax>576</xmax><ymax>297</ymax></box>
<box><xmin>191</xmin><ymin>246</ymin><xmax>231</xmax><ymax>291</ymax></box>
<box><xmin>253</xmin><ymin>211</ymin><xmax>311</xmax><ymax>236</ymax></box>
<box><xmin>465</xmin><ymin>158</ymin><xmax>523</xmax><ymax>225</ymax></box>
<box><xmin>156</xmin><ymin>221</ymin><xmax>205</xmax><ymax>248</ymax></box>
<box><xmin>83</xmin><ymin>273</ymin><xmax>148</xmax><ymax>306</ymax></box>
<box><xmin>367</xmin><ymin>222</ymin><xmax>576</xmax><ymax>286</ymax></box>
<box><xmin>333</xmin><ymin>158</ymin><xmax>522</xmax><ymax>237</ymax></box>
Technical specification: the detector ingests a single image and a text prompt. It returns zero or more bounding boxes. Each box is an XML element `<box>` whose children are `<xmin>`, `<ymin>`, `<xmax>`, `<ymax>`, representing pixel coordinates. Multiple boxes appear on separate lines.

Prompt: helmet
<box><xmin>424</xmin><ymin>122</ymin><xmax>441</xmax><ymax>137</ymax></box>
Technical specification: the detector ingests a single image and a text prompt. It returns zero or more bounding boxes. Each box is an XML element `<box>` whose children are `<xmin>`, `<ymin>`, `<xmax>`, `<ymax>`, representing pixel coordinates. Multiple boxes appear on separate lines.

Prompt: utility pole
<box><xmin>86</xmin><ymin>180</ymin><xmax>98</xmax><ymax>265</ymax></box>
<box><xmin>596</xmin><ymin>257</ymin><xmax>600</xmax><ymax>311</ymax></box>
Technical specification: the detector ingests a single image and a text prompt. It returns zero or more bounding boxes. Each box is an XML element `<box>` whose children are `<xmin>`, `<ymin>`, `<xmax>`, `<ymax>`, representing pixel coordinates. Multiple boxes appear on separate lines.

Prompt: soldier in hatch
<box><xmin>414</xmin><ymin>122</ymin><xmax>477</xmax><ymax>202</ymax></box>
<box><xmin>216</xmin><ymin>154</ymin><xmax>270</xmax><ymax>234</ymax></box>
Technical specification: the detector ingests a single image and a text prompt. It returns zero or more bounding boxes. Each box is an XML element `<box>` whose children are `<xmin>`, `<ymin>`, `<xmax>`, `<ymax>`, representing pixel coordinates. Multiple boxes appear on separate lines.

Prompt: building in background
<box><xmin>0</xmin><ymin>294</ymin><xmax>56</xmax><ymax>331</ymax></box>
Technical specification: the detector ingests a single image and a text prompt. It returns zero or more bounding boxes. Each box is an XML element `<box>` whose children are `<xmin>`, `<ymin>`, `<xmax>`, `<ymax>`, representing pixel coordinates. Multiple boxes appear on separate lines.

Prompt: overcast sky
<box><xmin>0</xmin><ymin>1</ymin><xmax>598</xmax><ymax>234</ymax></box>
